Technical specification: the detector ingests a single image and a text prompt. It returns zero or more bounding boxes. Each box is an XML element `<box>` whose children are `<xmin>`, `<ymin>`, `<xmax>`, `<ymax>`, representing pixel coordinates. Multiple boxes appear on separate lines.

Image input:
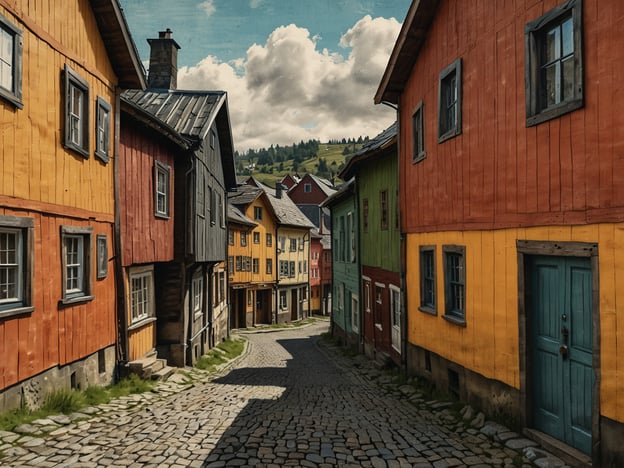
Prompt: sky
<box><xmin>118</xmin><ymin>0</ymin><xmax>408</xmax><ymax>153</ymax></box>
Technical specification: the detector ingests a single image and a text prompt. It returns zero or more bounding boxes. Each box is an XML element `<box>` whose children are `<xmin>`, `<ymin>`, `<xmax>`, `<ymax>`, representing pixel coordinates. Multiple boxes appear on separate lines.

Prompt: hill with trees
<box><xmin>235</xmin><ymin>137</ymin><xmax>369</xmax><ymax>187</ymax></box>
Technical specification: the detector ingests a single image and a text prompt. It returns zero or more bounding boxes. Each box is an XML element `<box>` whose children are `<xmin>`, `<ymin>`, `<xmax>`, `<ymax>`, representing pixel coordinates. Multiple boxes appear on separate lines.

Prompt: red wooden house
<box><xmin>0</xmin><ymin>0</ymin><xmax>144</xmax><ymax>411</ymax></box>
<box><xmin>376</xmin><ymin>0</ymin><xmax>624</xmax><ymax>464</ymax></box>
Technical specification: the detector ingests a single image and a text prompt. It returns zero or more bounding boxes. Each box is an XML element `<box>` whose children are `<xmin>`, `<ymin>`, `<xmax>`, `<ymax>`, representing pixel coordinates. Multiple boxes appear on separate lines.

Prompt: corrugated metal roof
<box><xmin>122</xmin><ymin>89</ymin><xmax>225</xmax><ymax>140</ymax></box>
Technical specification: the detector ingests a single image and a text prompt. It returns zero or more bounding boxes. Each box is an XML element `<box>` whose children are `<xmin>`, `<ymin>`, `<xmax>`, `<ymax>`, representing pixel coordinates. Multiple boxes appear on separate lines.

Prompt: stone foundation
<box><xmin>0</xmin><ymin>345</ymin><xmax>116</xmax><ymax>413</ymax></box>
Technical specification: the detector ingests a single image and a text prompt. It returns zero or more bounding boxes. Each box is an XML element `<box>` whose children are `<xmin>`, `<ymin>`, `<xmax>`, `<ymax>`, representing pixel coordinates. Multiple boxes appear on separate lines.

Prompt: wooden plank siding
<box><xmin>406</xmin><ymin>222</ymin><xmax>624</xmax><ymax>423</ymax></box>
<box><xmin>399</xmin><ymin>0</ymin><xmax>624</xmax><ymax>234</ymax></box>
<box><xmin>119</xmin><ymin>119</ymin><xmax>176</xmax><ymax>267</ymax></box>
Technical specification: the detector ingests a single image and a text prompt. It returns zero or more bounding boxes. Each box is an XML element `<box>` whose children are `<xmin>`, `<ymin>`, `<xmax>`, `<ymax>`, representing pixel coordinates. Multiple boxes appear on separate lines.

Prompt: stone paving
<box><xmin>0</xmin><ymin>320</ymin><xmax>569</xmax><ymax>467</ymax></box>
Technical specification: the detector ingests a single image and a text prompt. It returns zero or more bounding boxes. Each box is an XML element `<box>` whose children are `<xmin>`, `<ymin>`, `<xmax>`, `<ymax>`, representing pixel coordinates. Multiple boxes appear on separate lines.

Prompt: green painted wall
<box><xmin>357</xmin><ymin>152</ymin><xmax>400</xmax><ymax>273</ymax></box>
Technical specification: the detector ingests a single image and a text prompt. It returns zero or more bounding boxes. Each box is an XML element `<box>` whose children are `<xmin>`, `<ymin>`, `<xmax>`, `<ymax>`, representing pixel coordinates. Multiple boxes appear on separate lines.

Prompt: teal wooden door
<box><xmin>528</xmin><ymin>255</ymin><xmax>593</xmax><ymax>455</ymax></box>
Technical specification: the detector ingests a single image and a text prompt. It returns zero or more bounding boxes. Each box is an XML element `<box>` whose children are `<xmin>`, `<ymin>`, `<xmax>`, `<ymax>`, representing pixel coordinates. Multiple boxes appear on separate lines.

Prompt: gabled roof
<box><xmin>90</xmin><ymin>0</ymin><xmax>146</xmax><ymax>89</ymax></box>
<box><xmin>340</xmin><ymin>122</ymin><xmax>397</xmax><ymax>181</ymax></box>
<box><xmin>290</xmin><ymin>173</ymin><xmax>338</xmax><ymax>198</ymax></box>
<box><xmin>247</xmin><ymin>178</ymin><xmax>315</xmax><ymax>230</ymax></box>
<box><xmin>228</xmin><ymin>184</ymin><xmax>263</xmax><ymax>207</ymax></box>
<box><xmin>122</xmin><ymin>89</ymin><xmax>237</xmax><ymax>189</ymax></box>
<box><xmin>375</xmin><ymin>0</ymin><xmax>440</xmax><ymax>105</ymax></box>
<box><xmin>321</xmin><ymin>178</ymin><xmax>356</xmax><ymax>208</ymax></box>
<box><xmin>227</xmin><ymin>204</ymin><xmax>257</xmax><ymax>228</ymax></box>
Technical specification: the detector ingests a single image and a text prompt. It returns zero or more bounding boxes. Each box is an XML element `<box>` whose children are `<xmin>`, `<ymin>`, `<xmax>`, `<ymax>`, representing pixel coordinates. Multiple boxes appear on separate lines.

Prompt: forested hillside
<box><xmin>235</xmin><ymin>137</ymin><xmax>368</xmax><ymax>187</ymax></box>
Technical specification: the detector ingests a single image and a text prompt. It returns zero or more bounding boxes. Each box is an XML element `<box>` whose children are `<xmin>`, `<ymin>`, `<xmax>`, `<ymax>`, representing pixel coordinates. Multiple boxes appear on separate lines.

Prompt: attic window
<box><xmin>304</xmin><ymin>183</ymin><xmax>312</xmax><ymax>193</ymax></box>
<box><xmin>210</xmin><ymin>130</ymin><xmax>216</xmax><ymax>149</ymax></box>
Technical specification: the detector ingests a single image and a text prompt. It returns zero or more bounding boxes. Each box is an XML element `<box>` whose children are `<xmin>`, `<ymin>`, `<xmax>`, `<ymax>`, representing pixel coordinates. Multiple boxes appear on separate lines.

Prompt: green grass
<box><xmin>0</xmin><ymin>374</ymin><xmax>155</xmax><ymax>432</ymax></box>
<box><xmin>195</xmin><ymin>337</ymin><xmax>245</xmax><ymax>371</ymax></box>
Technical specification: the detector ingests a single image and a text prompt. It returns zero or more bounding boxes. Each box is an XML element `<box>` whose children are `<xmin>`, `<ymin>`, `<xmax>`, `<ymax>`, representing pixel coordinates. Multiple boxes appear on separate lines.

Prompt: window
<box><xmin>339</xmin><ymin>216</ymin><xmax>345</xmax><ymax>261</ymax></box>
<box><xmin>228</xmin><ymin>230</ymin><xmax>234</xmax><ymax>245</ymax></box>
<box><xmin>348</xmin><ymin>212</ymin><xmax>355</xmax><ymax>262</ymax></box>
<box><xmin>252</xmin><ymin>258</ymin><xmax>259</xmax><ymax>274</ymax></box>
<box><xmin>290</xmin><ymin>238</ymin><xmax>297</xmax><ymax>252</ymax></box>
<box><xmin>438</xmin><ymin>58</ymin><xmax>462</xmax><ymax>142</ymax></box>
<box><xmin>362</xmin><ymin>199</ymin><xmax>369</xmax><ymax>232</ymax></box>
<box><xmin>279</xmin><ymin>261</ymin><xmax>289</xmax><ymax>277</ymax></box>
<box><xmin>95</xmin><ymin>97</ymin><xmax>111</xmax><ymax>162</ymax></box>
<box><xmin>266</xmin><ymin>258</ymin><xmax>273</xmax><ymax>275</ymax></box>
<box><xmin>247</xmin><ymin>290</ymin><xmax>253</xmax><ymax>307</ymax></box>
<box><xmin>210</xmin><ymin>130</ymin><xmax>216</xmax><ymax>149</ymax></box>
<box><xmin>0</xmin><ymin>14</ymin><xmax>22</xmax><ymax>109</ymax></box>
<box><xmin>363</xmin><ymin>280</ymin><xmax>371</xmax><ymax>312</ymax></box>
<box><xmin>412</xmin><ymin>101</ymin><xmax>425</xmax><ymax>163</ymax></box>
<box><xmin>219</xmin><ymin>271</ymin><xmax>225</xmax><ymax>302</ymax></box>
<box><xmin>380</xmin><ymin>190</ymin><xmax>388</xmax><ymax>230</ymax></box>
<box><xmin>64</xmin><ymin>65</ymin><xmax>90</xmax><ymax>158</ymax></box>
<box><xmin>525</xmin><ymin>0</ymin><xmax>583</xmax><ymax>126</ymax></box>
<box><xmin>299</xmin><ymin>237</ymin><xmax>304</xmax><ymax>251</ymax></box>
<box><xmin>130</xmin><ymin>267</ymin><xmax>154</xmax><ymax>323</ymax></box>
<box><xmin>236</xmin><ymin>256</ymin><xmax>242</xmax><ymax>271</ymax></box>
<box><xmin>96</xmin><ymin>235</ymin><xmax>108</xmax><ymax>279</ymax></box>
<box><xmin>192</xmin><ymin>273</ymin><xmax>203</xmax><ymax>318</ymax></box>
<box><xmin>304</xmin><ymin>183</ymin><xmax>312</xmax><ymax>193</ymax></box>
<box><xmin>0</xmin><ymin>216</ymin><xmax>33</xmax><ymax>316</ymax></box>
<box><xmin>298</xmin><ymin>261</ymin><xmax>302</xmax><ymax>274</ymax></box>
<box><xmin>312</xmin><ymin>268</ymin><xmax>319</xmax><ymax>278</ymax></box>
<box><xmin>303</xmin><ymin>260</ymin><xmax>308</xmax><ymax>273</ymax></box>
<box><xmin>243</xmin><ymin>256</ymin><xmax>251</xmax><ymax>271</ymax></box>
<box><xmin>266</xmin><ymin>233</ymin><xmax>272</xmax><ymax>247</ymax></box>
<box><xmin>351</xmin><ymin>294</ymin><xmax>359</xmax><ymax>333</ymax></box>
<box><xmin>289</xmin><ymin>261</ymin><xmax>295</xmax><ymax>278</ymax></box>
<box><xmin>228</xmin><ymin>256</ymin><xmax>234</xmax><ymax>273</ymax></box>
<box><xmin>443</xmin><ymin>245</ymin><xmax>465</xmax><ymax>324</ymax></box>
<box><xmin>61</xmin><ymin>226</ymin><xmax>93</xmax><ymax>303</ymax></box>
<box><xmin>280</xmin><ymin>290</ymin><xmax>287</xmax><ymax>310</ymax></box>
<box><xmin>253</xmin><ymin>232</ymin><xmax>260</xmax><ymax>244</ymax></box>
<box><xmin>154</xmin><ymin>161</ymin><xmax>171</xmax><ymax>218</ymax></box>
<box><xmin>390</xmin><ymin>286</ymin><xmax>400</xmax><ymax>329</ymax></box>
<box><xmin>419</xmin><ymin>247</ymin><xmax>436</xmax><ymax>314</ymax></box>
<box><xmin>254</xmin><ymin>206</ymin><xmax>262</xmax><ymax>220</ymax></box>
<box><xmin>209</xmin><ymin>187</ymin><xmax>216</xmax><ymax>226</ymax></box>
<box><xmin>240</xmin><ymin>231</ymin><xmax>247</xmax><ymax>246</ymax></box>
<box><xmin>279</xmin><ymin>236</ymin><xmax>286</xmax><ymax>252</ymax></box>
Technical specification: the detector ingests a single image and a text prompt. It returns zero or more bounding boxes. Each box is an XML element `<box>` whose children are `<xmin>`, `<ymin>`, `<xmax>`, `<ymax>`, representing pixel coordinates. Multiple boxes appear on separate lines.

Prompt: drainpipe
<box><xmin>113</xmin><ymin>87</ymin><xmax>129</xmax><ymax>374</ymax></box>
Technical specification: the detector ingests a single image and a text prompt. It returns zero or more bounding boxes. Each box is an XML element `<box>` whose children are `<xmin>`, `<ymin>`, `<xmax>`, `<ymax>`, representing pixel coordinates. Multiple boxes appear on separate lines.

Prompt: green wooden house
<box><xmin>339</xmin><ymin>123</ymin><xmax>401</xmax><ymax>365</ymax></box>
<box><xmin>322</xmin><ymin>180</ymin><xmax>360</xmax><ymax>347</ymax></box>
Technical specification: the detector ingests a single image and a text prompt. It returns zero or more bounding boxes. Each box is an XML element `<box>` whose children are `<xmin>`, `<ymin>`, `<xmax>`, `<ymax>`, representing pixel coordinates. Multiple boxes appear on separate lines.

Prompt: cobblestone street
<box><xmin>0</xmin><ymin>321</ymin><xmax>568</xmax><ymax>467</ymax></box>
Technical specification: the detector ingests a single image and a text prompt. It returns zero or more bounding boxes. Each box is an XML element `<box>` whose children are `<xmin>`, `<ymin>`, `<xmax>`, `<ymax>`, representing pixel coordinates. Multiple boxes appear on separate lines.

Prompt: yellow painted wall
<box><xmin>0</xmin><ymin>1</ymin><xmax>117</xmax><ymax>216</ymax></box>
<box><xmin>245</xmin><ymin>197</ymin><xmax>277</xmax><ymax>284</ymax></box>
<box><xmin>406</xmin><ymin>223</ymin><xmax>624</xmax><ymax>423</ymax></box>
<box><xmin>228</xmin><ymin>226</ymin><xmax>253</xmax><ymax>285</ymax></box>
<box><xmin>128</xmin><ymin>322</ymin><xmax>155</xmax><ymax>361</ymax></box>
<box><xmin>277</xmin><ymin>226</ymin><xmax>310</xmax><ymax>285</ymax></box>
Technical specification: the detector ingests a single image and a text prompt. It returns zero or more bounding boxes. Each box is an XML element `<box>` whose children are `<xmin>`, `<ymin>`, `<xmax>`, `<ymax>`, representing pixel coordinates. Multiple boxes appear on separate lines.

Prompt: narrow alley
<box><xmin>0</xmin><ymin>321</ymin><xmax>566</xmax><ymax>467</ymax></box>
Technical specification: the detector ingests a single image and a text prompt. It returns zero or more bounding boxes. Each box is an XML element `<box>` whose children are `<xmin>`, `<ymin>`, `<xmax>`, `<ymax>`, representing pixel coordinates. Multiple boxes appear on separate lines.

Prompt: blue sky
<box><xmin>118</xmin><ymin>0</ymin><xmax>408</xmax><ymax>152</ymax></box>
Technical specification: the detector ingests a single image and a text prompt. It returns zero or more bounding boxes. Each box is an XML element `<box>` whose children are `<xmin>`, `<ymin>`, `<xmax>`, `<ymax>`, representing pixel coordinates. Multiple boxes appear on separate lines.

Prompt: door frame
<box><xmin>517</xmin><ymin>240</ymin><xmax>600</xmax><ymax>460</ymax></box>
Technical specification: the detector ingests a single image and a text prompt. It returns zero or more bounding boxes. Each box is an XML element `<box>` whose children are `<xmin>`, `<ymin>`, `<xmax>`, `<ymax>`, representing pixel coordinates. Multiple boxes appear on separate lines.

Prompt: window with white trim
<box><xmin>279</xmin><ymin>290</ymin><xmax>287</xmax><ymax>310</ymax></box>
<box><xmin>64</xmin><ymin>65</ymin><xmax>89</xmax><ymax>158</ymax></box>
<box><xmin>192</xmin><ymin>272</ymin><xmax>203</xmax><ymax>318</ymax></box>
<box><xmin>154</xmin><ymin>161</ymin><xmax>170</xmax><ymax>218</ymax></box>
<box><xmin>0</xmin><ymin>13</ymin><xmax>22</xmax><ymax>109</ymax></box>
<box><xmin>130</xmin><ymin>267</ymin><xmax>154</xmax><ymax>323</ymax></box>
<box><xmin>351</xmin><ymin>294</ymin><xmax>359</xmax><ymax>333</ymax></box>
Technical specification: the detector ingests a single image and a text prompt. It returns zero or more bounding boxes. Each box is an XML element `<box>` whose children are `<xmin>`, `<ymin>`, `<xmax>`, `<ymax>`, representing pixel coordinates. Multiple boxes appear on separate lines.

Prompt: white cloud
<box><xmin>177</xmin><ymin>15</ymin><xmax>401</xmax><ymax>152</ymax></box>
<box><xmin>249</xmin><ymin>0</ymin><xmax>263</xmax><ymax>8</ymax></box>
<box><xmin>198</xmin><ymin>0</ymin><xmax>215</xmax><ymax>16</ymax></box>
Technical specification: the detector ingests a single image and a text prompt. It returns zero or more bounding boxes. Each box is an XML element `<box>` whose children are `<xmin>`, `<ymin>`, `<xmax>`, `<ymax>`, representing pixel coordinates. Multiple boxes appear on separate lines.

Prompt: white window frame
<box><xmin>0</xmin><ymin>217</ymin><xmax>33</xmax><ymax>317</ymax></box>
<box><xmin>304</xmin><ymin>183</ymin><xmax>312</xmax><ymax>193</ymax></box>
<box><xmin>154</xmin><ymin>161</ymin><xmax>171</xmax><ymax>218</ymax></box>
<box><xmin>192</xmin><ymin>272</ymin><xmax>203</xmax><ymax>319</ymax></box>
<box><xmin>0</xmin><ymin>228</ymin><xmax>22</xmax><ymax>305</ymax></box>
<box><xmin>390</xmin><ymin>284</ymin><xmax>401</xmax><ymax>352</ymax></box>
<box><xmin>129</xmin><ymin>266</ymin><xmax>154</xmax><ymax>324</ymax></box>
<box><xmin>351</xmin><ymin>294</ymin><xmax>359</xmax><ymax>333</ymax></box>
<box><xmin>279</xmin><ymin>290</ymin><xmax>287</xmax><ymax>310</ymax></box>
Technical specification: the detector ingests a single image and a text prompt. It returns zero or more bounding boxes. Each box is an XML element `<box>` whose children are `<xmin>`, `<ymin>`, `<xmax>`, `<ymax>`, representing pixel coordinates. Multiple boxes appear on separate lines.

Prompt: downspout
<box><xmin>183</xmin><ymin>153</ymin><xmax>196</xmax><ymax>364</ymax></box>
<box><xmin>113</xmin><ymin>87</ymin><xmax>129</xmax><ymax>373</ymax></box>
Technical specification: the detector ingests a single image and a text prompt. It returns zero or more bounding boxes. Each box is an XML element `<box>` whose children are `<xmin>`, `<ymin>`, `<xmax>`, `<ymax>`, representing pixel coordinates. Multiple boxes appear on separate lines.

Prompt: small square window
<box><xmin>95</xmin><ymin>97</ymin><xmax>111</xmax><ymax>162</ymax></box>
<box><xmin>64</xmin><ymin>65</ymin><xmax>90</xmax><ymax>158</ymax></box>
<box><xmin>154</xmin><ymin>161</ymin><xmax>171</xmax><ymax>218</ymax></box>
<box><xmin>0</xmin><ymin>14</ymin><xmax>22</xmax><ymax>109</ymax></box>
<box><xmin>419</xmin><ymin>246</ymin><xmax>436</xmax><ymax>315</ymax></box>
<box><xmin>443</xmin><ymin>245</ymin><xmax>466</xmax><ymax>325</ymax></box>
<box><xmin>61</xmin><ymin>226</ymin><xmax>93</xmax><ymax>304</ymax></box>
<box><xmin>525</xmin><ymin>0</ymin><xmax>583</xmax><ymax>126</ymax></box>
<box><xmin>412</xmin><ymin>101</ymin><xmax>425</xmax><ymax>163</ymax></box>
<box><xmin>438</xmin><ymin>58</ymin><xmax>462</xmax><ymax>143</ymax></box>
<box><xmin>304</xmin><ymin>183</ymin><xmax>312</xmax><ymax>193</ymax></box>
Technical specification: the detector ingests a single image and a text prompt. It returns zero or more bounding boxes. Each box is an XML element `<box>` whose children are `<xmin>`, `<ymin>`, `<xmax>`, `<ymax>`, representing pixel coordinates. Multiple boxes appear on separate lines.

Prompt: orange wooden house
<box><xmin>0</xmin><ymin>0</ymin><xmax>145</xmax><ymax>411</ymax></box>
<box><xmin>377</xmin><ymin>0</ymin><xmax>624</xmax><ymax>464</ymax></box>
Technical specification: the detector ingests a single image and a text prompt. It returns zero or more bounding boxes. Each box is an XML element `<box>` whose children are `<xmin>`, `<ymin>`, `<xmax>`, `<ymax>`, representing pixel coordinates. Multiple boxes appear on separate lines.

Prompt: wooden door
<box><xmin>528</xmin><ymin>255</ymin><xmax>593</xmax><ymax>454</ymax></box>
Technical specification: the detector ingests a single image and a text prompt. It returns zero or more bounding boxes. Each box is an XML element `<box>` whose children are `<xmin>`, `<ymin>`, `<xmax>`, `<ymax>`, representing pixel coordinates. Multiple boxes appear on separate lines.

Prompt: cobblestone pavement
<box><xmin>0</xmin><ymin>320</ymin><xmax>569</xmax><ymax>467</ymax></box>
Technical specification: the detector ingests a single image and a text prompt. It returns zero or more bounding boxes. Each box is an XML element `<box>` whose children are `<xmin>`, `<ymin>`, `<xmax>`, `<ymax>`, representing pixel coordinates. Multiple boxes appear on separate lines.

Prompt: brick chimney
<box><xmin>147</xmin><ymin>29</ymin><xmax>181</xmax><ymax>90</ymax></box>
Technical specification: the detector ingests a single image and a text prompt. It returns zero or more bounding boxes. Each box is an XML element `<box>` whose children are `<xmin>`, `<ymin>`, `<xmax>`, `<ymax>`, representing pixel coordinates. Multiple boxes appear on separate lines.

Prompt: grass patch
<box><xmin>0</xmin><ymin>374</ymin><xmax>155</xmax><ymax>432</ymax></box>
<box><xmin>195</xmin><ymin>338</ymin><xmax>245</xmax><ymax>371</ymax></box>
